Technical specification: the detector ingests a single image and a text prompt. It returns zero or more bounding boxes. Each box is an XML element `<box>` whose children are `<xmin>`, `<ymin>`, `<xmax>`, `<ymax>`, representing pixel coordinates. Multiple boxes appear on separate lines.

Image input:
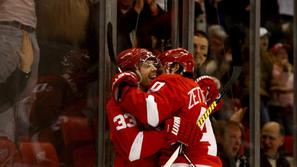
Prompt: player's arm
<box><xmin>106</xmin><ymin>98</ymin><xmax>168</xmax><ymax>161</ymax></box>
<box><xmin>119</xmin><ymin>81</ymin><xmax>181</xmax><ymax>127</ymax></box>
<box><xmin>106</xmin><ymin>99</ymin><xmax>200</xmax><ymax>161</ymax></box>
<box><xmin>111</xmin><ymin>72</ymin><xmax>181</xmax><ymax>127</ymax></box>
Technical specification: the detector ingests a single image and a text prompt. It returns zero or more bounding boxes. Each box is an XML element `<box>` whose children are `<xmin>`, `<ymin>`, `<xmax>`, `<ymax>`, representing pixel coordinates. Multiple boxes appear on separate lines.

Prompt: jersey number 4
<box><xmin>199</xmin><ymin>107</ymin><xmax>217</xmax><ymax>156</ymax></box>
<box><xmin>113</xmin><ymin>113</ymin><xmax>137</xmax><ymax>130</ymax></box>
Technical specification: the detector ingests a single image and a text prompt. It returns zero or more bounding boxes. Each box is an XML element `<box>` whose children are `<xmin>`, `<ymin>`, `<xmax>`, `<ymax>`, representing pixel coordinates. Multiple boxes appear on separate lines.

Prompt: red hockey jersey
<box><xmin>106</xmin><ymin>98</ymin><xmax>169</xmax><ymax>167</ymax></box>
<box><xmin>119</xmin><ymin>74</ymin><xmax>222</xmax><ymax>166</ymax></box>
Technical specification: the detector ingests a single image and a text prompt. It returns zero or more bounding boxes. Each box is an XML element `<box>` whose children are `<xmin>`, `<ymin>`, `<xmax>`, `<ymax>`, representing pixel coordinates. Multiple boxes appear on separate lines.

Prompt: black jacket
<box><xmin>0</xmin><ymin>68</ymin><xmax>30</xmax><ymax>111</ymax></box>
<box><xmin>260</xmin><ymin>151</ymin><xmax>291</xmax><ymax>167</ymax></box>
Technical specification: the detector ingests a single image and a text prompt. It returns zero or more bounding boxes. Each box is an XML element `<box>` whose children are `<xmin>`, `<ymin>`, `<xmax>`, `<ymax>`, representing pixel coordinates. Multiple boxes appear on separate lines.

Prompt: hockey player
<box><xmin>111</xmin><ymin>48</ymin><xmax>222</xmax><ymax>166</ymax></box>
<box><xmin>106</xmin><ymin>48</ymin><xmax>201</xmax><ymax>167</ymax></box>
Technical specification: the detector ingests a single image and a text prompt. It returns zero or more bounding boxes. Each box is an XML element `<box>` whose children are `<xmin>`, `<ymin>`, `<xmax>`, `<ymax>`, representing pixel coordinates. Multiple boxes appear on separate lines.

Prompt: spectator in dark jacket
<box><xmin>260</xmin><ymin>121</ymin><xmax>291</xmax><ymax>167</ymax></box>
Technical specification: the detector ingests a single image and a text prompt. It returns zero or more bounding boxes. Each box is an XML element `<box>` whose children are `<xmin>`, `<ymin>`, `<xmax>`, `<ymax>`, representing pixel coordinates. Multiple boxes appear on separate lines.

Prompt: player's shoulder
<box><xmin>154</xmin><ymin>74</ymin><xmax>185</xmax><ymax>82</ymax></box>
<box><xmin>106</xmin><ymin>98</ymin><xmax>121</xmax><ymax>114</ymax></box>
<box><xmin>151</xmin><ymin>74</ymin><xmax>196</xmax><ymax>89</ymax></box>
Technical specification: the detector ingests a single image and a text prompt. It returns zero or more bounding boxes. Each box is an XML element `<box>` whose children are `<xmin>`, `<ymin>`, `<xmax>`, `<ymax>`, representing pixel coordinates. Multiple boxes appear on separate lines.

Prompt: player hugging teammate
<box><xmin>106</xmin><ymin>48</ymin><xmax>223</xmax><ymax>167</ymax></box>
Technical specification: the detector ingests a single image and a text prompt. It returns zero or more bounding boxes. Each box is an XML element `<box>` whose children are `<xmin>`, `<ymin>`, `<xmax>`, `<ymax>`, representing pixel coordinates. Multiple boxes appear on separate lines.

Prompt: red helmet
<box><xmin>116</xmin><ymin>48</ymin><xmax>157</xmax><ymax>71</ymax></box>
<box><xmin>158</xmin><ymin>48</ymin><xmax>194</xmax><ymax>73</ymax></box>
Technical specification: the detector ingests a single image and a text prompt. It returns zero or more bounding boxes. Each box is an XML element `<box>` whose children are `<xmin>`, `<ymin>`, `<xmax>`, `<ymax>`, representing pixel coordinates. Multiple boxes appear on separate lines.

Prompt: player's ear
<box><xmin>163</xmin><ymin>64</ymin><xmax>171</xmax><ymax>74</ymax></box>
<box><xmin>171</xmin><ymin>63</ymin><xmax>180</xmax><ymax>74</ymax></box>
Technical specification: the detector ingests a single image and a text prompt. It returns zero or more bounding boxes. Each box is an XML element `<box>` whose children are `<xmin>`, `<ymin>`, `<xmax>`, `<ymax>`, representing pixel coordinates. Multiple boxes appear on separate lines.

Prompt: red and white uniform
<box><xmin>119</xmin><ymin>74</ymin><xmax>222</xmax><ymax>166</ymax></box>
<box><xmin>106</xmin><ymin>98</ymin><xmax>169</xmax><ymax>167</ymax></box>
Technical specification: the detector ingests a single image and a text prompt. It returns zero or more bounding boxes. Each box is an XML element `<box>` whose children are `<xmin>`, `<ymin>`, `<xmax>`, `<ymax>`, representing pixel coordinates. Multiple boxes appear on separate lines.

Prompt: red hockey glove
<box><xmin>196</xmin><ymin>75</ymin><xmax>221</xmax><ymax>103</ymax></box>
<box><xmin>196</xmin><ymin>75</ymin><xmax>223</xmax><ymax>112</ymax></box>
<box><xmin>165</xmin><ymin>116</ymin><xmax>201</xmax><ymax>146</ymax></box>
<box><xmin>111</xmin><ymin>71</ymin><xmax>139</xmax><ymax>102</ymax></box>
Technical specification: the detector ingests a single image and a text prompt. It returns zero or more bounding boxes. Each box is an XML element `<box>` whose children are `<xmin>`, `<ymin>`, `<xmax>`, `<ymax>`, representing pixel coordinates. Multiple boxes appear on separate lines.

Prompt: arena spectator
<box><xmin>0</xmin><ymin>32</ymin><xmax>33</xmax><ymax>113</ymax></box>
<box><xmin>268</xmin><ymin>43</ymin><xmax>293</xmax><ymax>134</ymax></box>
<box><xmin>117</xmin><ymin>0</ymin><xmax>143</xmax><ymax>52</ymax></box>
<box><xmin>117</xmin><ymin>0</ymin><xmax>170</xmax><ymax>53</ymax></box>
<box><xmin>36</xmin><ymin>0</ymin><xmax>90</xmax><ymax>75</ymax></box>
<box><xmin>260</xmin><ymin>121</ymin><xmax>291</xmax><ymax>167</ymax></box>
<box><xmin>214</xmin><ymin>120</ymin><xmax>249</xmax><ymax>167</ymax></box>
<box><xmin>269</xmin><ymin>43</ymin><xmax>293</xmax><ymax>108</ymax></box>
<box><xmin>0</xmin><ymin>0</ymin><xmax>39</xmax><ymax>142</ymax></box>
<box><xmin>193</xmin><ymin>30</ymin><xmax>210</xmax><ymax>78</ymax></box>
<box><xmin>241</xmin><ymin>27</ymin><xmax>273</xmax><ymax>126</ymax></box>
<box><xmin>204</xmin><ymin>25</ymin><xmax>232</xmax><ymax>84</ymax></box>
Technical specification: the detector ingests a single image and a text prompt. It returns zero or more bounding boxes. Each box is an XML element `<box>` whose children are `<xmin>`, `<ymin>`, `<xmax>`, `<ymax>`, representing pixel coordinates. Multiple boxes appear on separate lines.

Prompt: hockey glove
<box><xmin>165</xmin><ymin>116</ymin><xmax>201</xmax><ymax>146</ymax></box>
<box><xmin>196</xmin><ymin>75</ymin><xmax>223</xmax><ymax>112</ymax></box>
<box><xmin>111</xmin><ymin>71</ymin><xmax>139</xmax><ymax>102</ymax></box>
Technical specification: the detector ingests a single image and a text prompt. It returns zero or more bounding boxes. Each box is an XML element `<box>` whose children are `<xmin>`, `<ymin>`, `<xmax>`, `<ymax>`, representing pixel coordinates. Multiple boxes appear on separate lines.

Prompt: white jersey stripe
<box><xmin>129</xmin><ymin>131</ymin><xmax>144</xmax><ymax>161</ymax></box>
<box><xmin>146</xmin><ymin>95</ymin><xmax>159</xmax><ymax>127</ymax></box>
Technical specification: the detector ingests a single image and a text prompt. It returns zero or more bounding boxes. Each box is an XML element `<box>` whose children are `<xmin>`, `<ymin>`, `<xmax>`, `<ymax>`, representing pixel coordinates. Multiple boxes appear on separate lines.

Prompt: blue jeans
<box><xmin>0</xmin><ymin>24</ymin><xmax>39</xmax><ymax>140</ymax></box>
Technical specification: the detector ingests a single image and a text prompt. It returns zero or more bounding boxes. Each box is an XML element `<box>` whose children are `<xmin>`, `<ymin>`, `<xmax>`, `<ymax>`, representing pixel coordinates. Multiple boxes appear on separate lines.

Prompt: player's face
<box><xmin>193</xmin><ymin>36</ymin><xmax>208</xmax><ymax>67</ymax></box>
<box><xmin>139</xmin><ymin>59</ymin><xmax>158</xmax><ymax>89</ymax></box>
<box><xmin>222</xmin><ymin>126</ymin><xmax>242</xmax><ymax>158</ymax></box>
